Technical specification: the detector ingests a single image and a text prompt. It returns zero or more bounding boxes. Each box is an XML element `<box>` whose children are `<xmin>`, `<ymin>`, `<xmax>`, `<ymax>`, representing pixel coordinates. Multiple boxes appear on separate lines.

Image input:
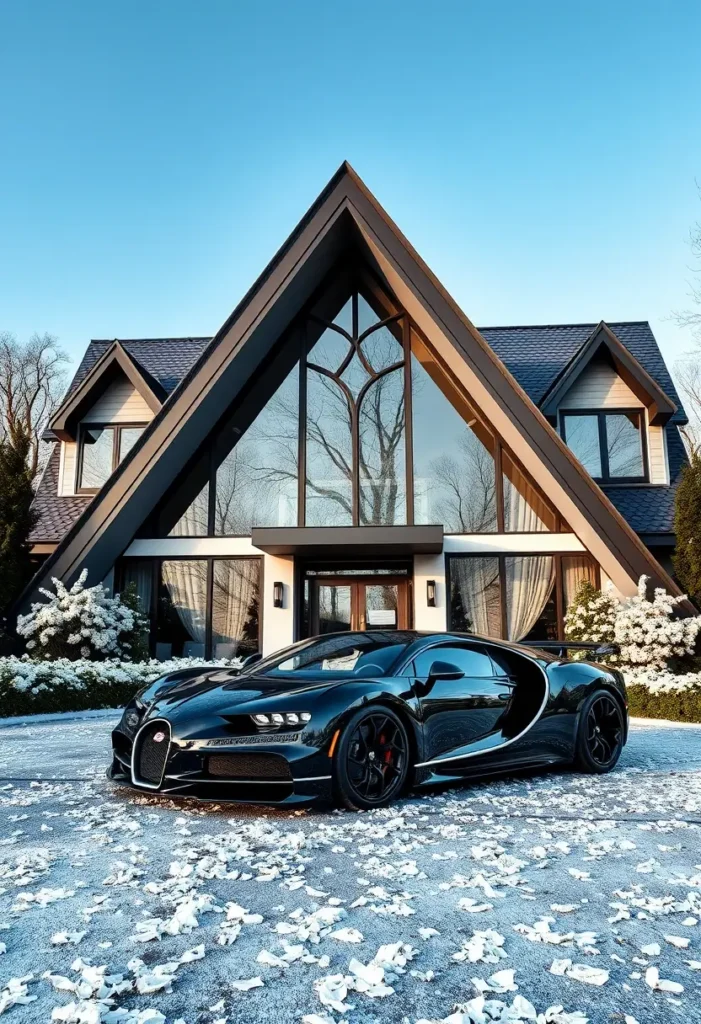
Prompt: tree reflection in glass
<box><xmin>305</xmin><ymin>297</ymin><xmax>407</xmax><ymax>526</ymax></box>
<box><xmin>214</xmin><ymin>365</ymin><xmax>299</xmax><ymax>533</ymax></box>
<box><xmin>411</xmin><ymin>346</ymin><xmax>498</xmax><ymax>533</ymax></box>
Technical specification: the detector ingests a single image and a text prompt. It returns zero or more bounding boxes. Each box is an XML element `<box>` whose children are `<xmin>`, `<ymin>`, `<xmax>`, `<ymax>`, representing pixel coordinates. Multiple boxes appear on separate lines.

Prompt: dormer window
<box><xmin>77</xmin><ymin>424</ymin><xmax>146</xmax><ymax>492</ymax></box>
<box><xmin>560</xmin><ymin>410</ymin><xmax>647</xmax><ymax>483</ymax></box>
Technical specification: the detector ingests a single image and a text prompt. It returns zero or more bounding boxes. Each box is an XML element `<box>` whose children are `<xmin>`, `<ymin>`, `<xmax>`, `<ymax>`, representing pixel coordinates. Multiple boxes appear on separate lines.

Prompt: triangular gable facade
<box><xmin>20</xmin><ymin>163</ymin><xmax>684</xmax><ymax>638</ymax></box>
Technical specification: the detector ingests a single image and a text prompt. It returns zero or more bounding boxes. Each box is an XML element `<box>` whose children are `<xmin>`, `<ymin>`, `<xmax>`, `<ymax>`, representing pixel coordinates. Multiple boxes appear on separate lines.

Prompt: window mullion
<box><xmin>403</xmin><ymin>317</ymin><xmax>414</xmax><ymax>525</ymax></box>
<box><xmin>495</xmin><ymin>443</ymin><xmax>505</xmax><ymax>532</ymax></box>
<box><xmin>205</xmin><ymin>558</ymin><xmax>214</xmax><ymax>661</ymax></box>
<box><xmin>112</xmin><ymin>427</ymin><xmax>120</xmax><ymax>473</ymax></box>
<box><xmin>555</xmin><ymin>554</ymin><xmax>565</xmax><ymax>639</ymax></box>
<box><xmin>498</xmin><ymin>555</ymin><xmax>508</xmax><ymax>639</ymax></box>
<box><xmin>598</xmin><ymin>414</ymin><xmax>610</xmax><ymax>480</ymax></box>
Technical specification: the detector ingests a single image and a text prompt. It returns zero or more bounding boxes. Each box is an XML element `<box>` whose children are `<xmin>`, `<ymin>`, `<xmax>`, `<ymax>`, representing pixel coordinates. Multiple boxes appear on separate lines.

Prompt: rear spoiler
<box><xmin>527</xmin><ymin>640</ymin><xmax>620</xmax><ymax>659</ymax></box>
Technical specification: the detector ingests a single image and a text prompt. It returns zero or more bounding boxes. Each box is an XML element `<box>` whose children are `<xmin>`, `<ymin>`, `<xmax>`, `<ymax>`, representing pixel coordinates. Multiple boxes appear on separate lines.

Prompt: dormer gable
<box><xmin>540</xmin><ymin>321</ymin><xmax>677</xmax><ymax>426</ymax></box>
<box><xmin>46</xmin><ymin>341</ymin><xmax>165</xmax><ymax>443</ymax></box>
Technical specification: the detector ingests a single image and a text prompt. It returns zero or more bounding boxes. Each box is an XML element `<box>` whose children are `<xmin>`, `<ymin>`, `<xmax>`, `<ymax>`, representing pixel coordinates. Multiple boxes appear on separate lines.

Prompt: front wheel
<box><xmin>574</xmin><ymin>689</ymin><xmax>625</xmax><ymax>774</ymax></box>
<box><xmin>334</xmin><ymin>706</ymin><xmax>410</xmax><ymax>811</ymax></box>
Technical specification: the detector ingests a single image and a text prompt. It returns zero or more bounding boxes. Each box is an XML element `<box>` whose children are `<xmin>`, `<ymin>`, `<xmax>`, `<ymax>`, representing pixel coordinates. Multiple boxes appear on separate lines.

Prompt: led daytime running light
<box><xmin>251</xmin><ymin>711</ymin><xmax>311</xmax><ymax>727</ymax></box>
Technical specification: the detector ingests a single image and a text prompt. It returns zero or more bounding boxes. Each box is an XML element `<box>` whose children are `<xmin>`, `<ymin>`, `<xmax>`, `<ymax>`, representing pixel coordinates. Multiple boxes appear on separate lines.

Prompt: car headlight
<box><xmin>251</xmin><ymin>712</ymin><xmax>311</xmax><ymax>729</ymax></box>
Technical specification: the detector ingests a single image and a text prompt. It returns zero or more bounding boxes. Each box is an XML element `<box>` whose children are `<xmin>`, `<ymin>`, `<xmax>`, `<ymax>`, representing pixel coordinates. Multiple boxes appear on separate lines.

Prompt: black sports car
<box><xmin>109</xmin><ymin>631</ymin><xmax>628</xmax><ymax>811</ymax></box>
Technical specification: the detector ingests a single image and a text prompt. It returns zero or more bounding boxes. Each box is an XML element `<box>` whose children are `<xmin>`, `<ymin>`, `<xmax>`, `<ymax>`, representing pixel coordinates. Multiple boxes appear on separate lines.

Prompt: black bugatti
<box><xmin>109</xmin><ymin>631</ymin><xmax>628</xmax><ymax>810</ymax></box>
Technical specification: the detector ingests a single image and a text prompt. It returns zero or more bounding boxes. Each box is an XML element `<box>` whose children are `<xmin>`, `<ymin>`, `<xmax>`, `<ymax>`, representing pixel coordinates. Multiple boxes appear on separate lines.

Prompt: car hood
<box><xmin>146</xmin><ymin>668</ymin><xmax>348</xmax><ymax>720</ymax></box>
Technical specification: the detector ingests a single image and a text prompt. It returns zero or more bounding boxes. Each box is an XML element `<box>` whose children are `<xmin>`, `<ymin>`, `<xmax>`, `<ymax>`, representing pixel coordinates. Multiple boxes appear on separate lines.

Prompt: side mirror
<box><xmin>594</xmin><ymin>643</ymin><xmax>620</xmax><ymax>658</ymax></box>
<box><xmin>238</xmin><ymin>652</ymin><xmax>262</xmax><ymax>673</ymax></box>
<box><xmin>428</xmin><ymin>660</ymin><xmax>464</xmax><ymax>681</ymax></box>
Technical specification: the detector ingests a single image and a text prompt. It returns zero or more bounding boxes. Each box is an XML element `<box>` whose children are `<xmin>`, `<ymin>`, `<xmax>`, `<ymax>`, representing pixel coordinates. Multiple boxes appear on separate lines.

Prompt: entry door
<box><xmin>312</xmin><ymin>577</ymin><xmax>409</xmax><ymax>634</ymax></box>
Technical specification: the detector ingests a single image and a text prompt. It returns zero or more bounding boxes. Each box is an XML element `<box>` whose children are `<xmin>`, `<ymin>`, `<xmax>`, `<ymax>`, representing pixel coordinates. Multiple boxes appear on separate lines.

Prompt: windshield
<box><xmin>242</xmin><ymin>632</ymin><xmax>415</xmax><ymax>678</ymax></box>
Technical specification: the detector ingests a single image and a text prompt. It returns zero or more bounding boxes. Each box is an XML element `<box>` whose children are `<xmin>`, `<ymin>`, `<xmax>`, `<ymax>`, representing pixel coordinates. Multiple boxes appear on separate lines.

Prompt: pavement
<box><xmin>0</xmin><ymin>714</ymin><xmax>700</xmax><ymax>1024</ymax></box>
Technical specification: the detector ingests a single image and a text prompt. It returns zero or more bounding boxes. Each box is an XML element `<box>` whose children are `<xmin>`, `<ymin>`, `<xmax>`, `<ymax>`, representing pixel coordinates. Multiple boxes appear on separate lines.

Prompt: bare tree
<box><xmin>674</xmin><ymin>187</ymin><xmax>701</xmax><ymax>450</ymax></box>
<box><xmin>674</xmin><ymin>357</ymin><xmax>701</xmax><ymax>452</ymax></box>
<box><xmin>0</xmin><ymin>332</ymin><xmax>68</xmax><ymax>479</ymax></box>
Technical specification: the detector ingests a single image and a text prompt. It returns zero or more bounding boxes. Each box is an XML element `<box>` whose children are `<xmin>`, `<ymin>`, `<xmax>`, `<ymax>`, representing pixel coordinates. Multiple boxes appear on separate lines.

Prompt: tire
<box><xmin>333</xmin><ymin>706</ymin><xmax>410</xmax><ymax>811</ymax></box>
<box><xmin>574</xmin><ymin>689</ymin><xmax>625</xmax><ymax>774</ymax></box>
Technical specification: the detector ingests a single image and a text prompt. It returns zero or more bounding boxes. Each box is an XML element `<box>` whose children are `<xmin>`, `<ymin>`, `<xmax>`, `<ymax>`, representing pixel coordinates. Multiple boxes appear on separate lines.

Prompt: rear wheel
<box><xmin>574</xmin><ymin>689</ymin><xmax>625</xmax><ymax>774</ymax></box>
<box><xmin>334</xmin><ymin>706</ymin><xmax>410</xmax><ymax>811</ymax></box>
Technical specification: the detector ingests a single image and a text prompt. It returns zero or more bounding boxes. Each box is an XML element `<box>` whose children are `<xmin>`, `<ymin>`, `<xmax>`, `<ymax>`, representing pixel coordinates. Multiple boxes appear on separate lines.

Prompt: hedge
<box><xmin>627</xmin><ymin>683</ymin><xmax>701</xmax><ymax>724</ymax></box>
<box><xmin>0</xmin><ymin>656</ymin><xmax>239</xmax><ymax>719</ymax></box>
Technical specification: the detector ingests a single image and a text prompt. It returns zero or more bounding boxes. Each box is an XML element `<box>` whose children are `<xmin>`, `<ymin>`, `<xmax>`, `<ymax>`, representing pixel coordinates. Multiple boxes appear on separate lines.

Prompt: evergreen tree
<box><xmin>564</xmin><ymin>579</ymin><xmax>618</xmax><ymax>653</ymax></box>
<box><xmin>0</xmin><ymin>428</ymin><xmax>37</xmax><ymax>612</ymax></box>
<box><xmin>674</xmin><ymin>448</ymin><xmax>701</xmax><ymax>607</ymax></box>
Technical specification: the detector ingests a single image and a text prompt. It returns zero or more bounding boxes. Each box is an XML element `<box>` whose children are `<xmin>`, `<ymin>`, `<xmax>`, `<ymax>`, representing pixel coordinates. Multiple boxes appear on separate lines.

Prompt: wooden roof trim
<box><xmin>539</xmin><ymin>321</ymin><xmax>677</xmax><ymax>424</ymax></box>
<box><xmin>47</xmin><ymin>341</ymin><xmax>166</xmax><ymax>441</ymax></box>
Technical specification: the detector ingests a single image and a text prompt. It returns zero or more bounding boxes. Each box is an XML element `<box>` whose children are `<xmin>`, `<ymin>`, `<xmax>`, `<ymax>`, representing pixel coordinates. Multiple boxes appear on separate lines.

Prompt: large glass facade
<box><xmin>448</xmin><ymin>553</ymin><xmax>597</xmax><ymax>642</ymax></box>
<box><xmin>151</xmin><ymin>285</ymin><xmax>559</xmax><ymax>537</ymax></box>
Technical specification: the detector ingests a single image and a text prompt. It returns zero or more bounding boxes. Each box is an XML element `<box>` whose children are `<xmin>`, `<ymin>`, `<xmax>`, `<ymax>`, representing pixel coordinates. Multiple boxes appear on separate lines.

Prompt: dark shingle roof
<box><xmin>480</xmin><ymin>321</ymin><xmax>686</xmax><ymax>423</ymax></box>
<box><xmin>602</xmin><ymin>426</ymin><xmax>688</xmax><ymax>535</ymax></box>
<box><xmin>32</xmin><ymin>323</ymin><xmax>686</xmax><ymax>544</ymax></box>
<box><xmin>30</xmin><ymin>445</ymin><xmax>92</xmax><ymax>545</ymax></box>
<box><xmin>67</xmin><ymin>338</ymin><xmax>212</xmax><ymax>399</ymax></box>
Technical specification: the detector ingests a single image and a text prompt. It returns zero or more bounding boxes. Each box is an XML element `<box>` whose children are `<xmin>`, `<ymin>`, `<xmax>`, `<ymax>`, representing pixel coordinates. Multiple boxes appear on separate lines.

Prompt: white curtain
<box><xmin>503</xmin><ymin>453</ymin><xmax>554</xmax><ymax>532</ymax></box>
<box><xmin>505</xmin><ymin>556</ymin><xmax>555</xmax><ymax>640</ymax></box>
<box><xmin>562</xmin><ymin>556</ymin><xmax>596</xmax><ymax>612</ymax></box>
<box><xmin>161</xmin><ymin>560</ymin><xmax>208</xmax><ymax>645</ymax></box>
<box><xmin>451</xmin><ymin>557</ymin><xmax>501</xmax><ymax>636</ymax></box>
<box><xmin>212</xmin><ymin>559</ymin><xmax>260</xmax><ymax>656</ymax></box>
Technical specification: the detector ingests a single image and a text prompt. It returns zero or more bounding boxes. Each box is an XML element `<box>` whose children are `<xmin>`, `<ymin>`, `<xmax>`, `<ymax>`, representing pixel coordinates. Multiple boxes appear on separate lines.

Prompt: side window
<box><xmin>413</xmin><ymin>644</ymin><xmax>494</xmax><ymax>679</ymax></box>
<box><xmin>488</xmin><ymin>645</ymin><xmax>534</xmax><ymax>678</ymax></box>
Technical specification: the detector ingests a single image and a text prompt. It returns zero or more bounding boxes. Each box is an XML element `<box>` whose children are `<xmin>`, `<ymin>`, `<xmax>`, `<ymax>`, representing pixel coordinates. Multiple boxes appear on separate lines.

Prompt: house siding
<box><xmin>85</xmin><ymin>378</ymin><xmax>154</xmax><ymax>423</ymax></box>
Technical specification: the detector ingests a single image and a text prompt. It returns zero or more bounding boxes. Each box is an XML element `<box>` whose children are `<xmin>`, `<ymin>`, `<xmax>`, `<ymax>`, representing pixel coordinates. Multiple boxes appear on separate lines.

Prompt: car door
<box><xmin>412</xmin><ymin>643</ymin><xmax>513</xmax><ymax>764</ymax></box>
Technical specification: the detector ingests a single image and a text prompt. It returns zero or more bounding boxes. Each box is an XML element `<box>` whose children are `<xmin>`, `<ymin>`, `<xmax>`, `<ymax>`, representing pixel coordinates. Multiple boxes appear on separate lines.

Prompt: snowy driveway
<box><xmin>1</xmin><ymin>715</ymin><xmax>701</xmax><ymax>1024</ymax></box>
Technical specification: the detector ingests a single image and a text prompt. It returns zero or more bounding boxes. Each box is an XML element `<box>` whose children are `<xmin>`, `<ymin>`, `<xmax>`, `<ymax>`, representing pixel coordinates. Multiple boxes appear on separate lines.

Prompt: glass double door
<box><xmin>311</xmin><ymin>577</ymin><xmax>410</xmax><ymax>635</ymax></box>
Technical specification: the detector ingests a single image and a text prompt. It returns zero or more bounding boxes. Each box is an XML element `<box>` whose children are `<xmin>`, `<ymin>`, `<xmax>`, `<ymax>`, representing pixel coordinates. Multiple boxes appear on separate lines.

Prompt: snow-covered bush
<box><xmin>565</xmin><ymin>575</ymin><xmax>701</xmax><ymax>671</ymax></box>
<box><xmin>614</xmin><ymin>576</ymin><xmax>701</xmax><ymax>670</ymax></box>
<box><xmin>16</xmin><ymin>570</ymin><xmax>146</xmax><ymax>662</ymax></box>
<box><xmin>0</xmin><ymin>654</ymin><xmax>243</xmax><ymax>717</ymax></box>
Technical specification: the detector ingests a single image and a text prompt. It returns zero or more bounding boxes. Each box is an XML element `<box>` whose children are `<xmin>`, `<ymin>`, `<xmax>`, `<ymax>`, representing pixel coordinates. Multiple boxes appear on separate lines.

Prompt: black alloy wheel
<box><xmin>574</xmin><ymin>689</ymin><xmax>625</xmax><ymax>774</ymax></box>
<box><xmin>334</xmin><ymin>706</ymin><xmax>410</xmax><ymax>811</ymax></box>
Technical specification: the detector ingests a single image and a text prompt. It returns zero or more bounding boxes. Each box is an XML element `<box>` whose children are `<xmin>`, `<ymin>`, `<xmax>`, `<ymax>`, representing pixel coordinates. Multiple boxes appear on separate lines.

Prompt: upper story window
<box><xmin>77</xmin><ymin>424</ymin><xmax>146</xmax><ymax>492</ymax></box>
<box><xmin>560</xmin><ymin>410</ymin><xmax>647</xmax><ymax>483</ymax></box>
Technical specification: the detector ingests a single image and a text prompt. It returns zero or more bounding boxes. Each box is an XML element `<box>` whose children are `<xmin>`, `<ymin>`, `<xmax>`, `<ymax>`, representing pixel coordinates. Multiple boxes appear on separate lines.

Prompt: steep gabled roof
<box><xmin>538</xmin><ymin>321</ymin><xmax>677</xmax><ymax>424</ymax></box>
<box><xmin>19</xmin><ymin>162</ymin><xmax>685</xmax><ymax>610</ymax></box>
<box><xmin>47</xmin><ymin>341</ymin><xmax>167</xmax><ymax>442</ymax></box>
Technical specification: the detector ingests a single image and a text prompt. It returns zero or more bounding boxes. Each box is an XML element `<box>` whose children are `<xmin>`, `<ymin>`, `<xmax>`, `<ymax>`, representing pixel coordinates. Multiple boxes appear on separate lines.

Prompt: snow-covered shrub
<box><xmin>564</xmin><ymin>579</ymin><xmax>618</xmax><ymax>652</ymax></box>
<box><xmin>0</xmin><ymin>654</ymin><xmax>242</xmax><ymax>717</ymax></box>
<box><xmin>565</xmin><ymin>575</ymin><xmax>701</xmax><ymax>672</ymax></box>
<box><xmin>16</xmin><ymin>569</ymin><xmax>146</xmax><ymax>662</ymax></box>
<box><xmin>613</xmin><ymin>576</ymin><xmax>701</xmax><ymax>671</ymax></box>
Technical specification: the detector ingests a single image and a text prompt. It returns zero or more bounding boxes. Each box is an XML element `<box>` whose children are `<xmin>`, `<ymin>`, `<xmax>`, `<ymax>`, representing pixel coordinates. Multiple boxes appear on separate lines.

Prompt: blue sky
<box><xmin>1</xmin><ymin>0</ymin><xmax>701</xmax><ymax>383</ymax></box>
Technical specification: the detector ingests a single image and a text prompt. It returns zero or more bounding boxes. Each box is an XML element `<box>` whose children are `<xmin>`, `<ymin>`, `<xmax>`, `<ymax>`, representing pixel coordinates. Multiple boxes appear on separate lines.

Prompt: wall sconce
<box><xmin>426</xmin><ymin>580</ymin><xmax>436</xmax><ymax>608</ymax></box>
<box><xmin>273</xmin><ymin>581</ymin><xmax>284</xmax><ymax>609</ymax></box>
